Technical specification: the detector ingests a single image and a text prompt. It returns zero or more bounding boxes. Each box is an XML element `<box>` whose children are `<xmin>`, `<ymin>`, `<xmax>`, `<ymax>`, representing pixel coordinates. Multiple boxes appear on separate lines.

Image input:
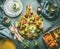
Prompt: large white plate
<box><xmin>4</xmin><ymin>0</ymin><xmax>23</xmax><ymax>17</ymax></box>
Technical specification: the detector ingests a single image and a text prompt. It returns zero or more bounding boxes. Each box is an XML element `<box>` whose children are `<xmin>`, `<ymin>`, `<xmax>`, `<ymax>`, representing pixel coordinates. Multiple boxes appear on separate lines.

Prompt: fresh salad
<box><xmin>18</xmin><ymin>5</ymin><xmax>43</xmax><ymax>39</ymax></box>
<box><xmin>12</xmin><ymin>2</ymin><xmax>21</xmax><ymax>12</ymax></box>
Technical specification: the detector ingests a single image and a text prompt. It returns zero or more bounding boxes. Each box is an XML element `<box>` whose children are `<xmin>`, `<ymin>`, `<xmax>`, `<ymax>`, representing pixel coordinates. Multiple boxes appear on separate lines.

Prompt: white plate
<box><xmin>4</xmin><ymin>0</ymin><xmax>23</xmax><ymax>17</ymax></box>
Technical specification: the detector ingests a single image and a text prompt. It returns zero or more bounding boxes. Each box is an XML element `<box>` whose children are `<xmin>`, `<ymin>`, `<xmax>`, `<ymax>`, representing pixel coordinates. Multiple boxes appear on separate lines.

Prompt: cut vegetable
<box><xmin>18</xmin><ymin>5</ymin><xmax>43</xmax><ymax>39</ymax></box>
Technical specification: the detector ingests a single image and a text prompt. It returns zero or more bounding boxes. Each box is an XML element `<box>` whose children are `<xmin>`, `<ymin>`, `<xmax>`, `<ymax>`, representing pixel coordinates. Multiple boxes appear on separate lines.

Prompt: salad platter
<box><xmin>0</xmin><ymin>0</ymin><xmax>60</xmax><ymax>49</ymax></box>
<box><xmin>18</xmin><ymin>5</ymin><xmax>43</xmax><ymax>39</ymax></box>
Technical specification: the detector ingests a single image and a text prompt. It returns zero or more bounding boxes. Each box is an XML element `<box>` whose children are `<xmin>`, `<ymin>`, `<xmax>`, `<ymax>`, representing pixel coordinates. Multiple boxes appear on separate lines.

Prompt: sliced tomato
<box><xmin>22</xmin><ymin>19</ymin><xmax>27</xmax><ymax>24</ymax></box>
<box><xmin>34</xmin><ymin>20</ymin><xmax>37</xmax><ymax>24</ymax></box>
<box><xmin>36</xmin><ymin>16</ymin><xmax>40</xmax><ymax>20</ymax></box>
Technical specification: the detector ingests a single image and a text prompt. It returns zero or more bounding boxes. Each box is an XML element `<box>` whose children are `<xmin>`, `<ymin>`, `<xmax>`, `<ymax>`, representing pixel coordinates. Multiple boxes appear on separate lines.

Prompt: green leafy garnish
<box><xmin>58</xmin><ymin>32</ymin><xmax>60</xmax><ymax>35</ymax></box>
<box><xmin>34</xmin><ymin>40</ymin><xmax>39</xmax><ymax>46</ymax></box>
<box><xmin>24</xmin><ymin>41</ymin><xmax>30</xmax><ymax>49</ymax></box>
<box><xmin>46</xmin><ymin>32</ymin><xmax>50</xmax><ymax>35</ymax></box>
<box><xmin>33</xmin><ymin>33</ymin><xmax>39</xmax><ymax>38</ymax></box>
<box><xmin>39</xmin><ymin>14</ymin><xmax>43</xmax><ymax>18</ymax></box>
<box><xmin>48</xmin><ymin>38</ymin><xmax>51</xmax><ymax>42</ymax></box>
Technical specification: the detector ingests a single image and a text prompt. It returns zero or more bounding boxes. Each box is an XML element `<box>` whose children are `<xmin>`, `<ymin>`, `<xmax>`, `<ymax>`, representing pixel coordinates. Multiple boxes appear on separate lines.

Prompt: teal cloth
<box><xmin>0</xmin><ymin>0</ymin><xmax>60</xmax><ymax>49</ymax></box>
<box><xmin>0</xmin><ymin>0</ymin><xmax>13</xmax><ymax>39</ymax></box>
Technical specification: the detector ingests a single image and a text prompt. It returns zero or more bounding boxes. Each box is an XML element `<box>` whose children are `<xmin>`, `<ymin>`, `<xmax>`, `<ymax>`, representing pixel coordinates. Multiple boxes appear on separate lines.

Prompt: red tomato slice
<box><xmin>34</xmin><ymin>20</ymin><xmax>37</xmax><ymax>24</ymax></box>
<box><xmin>22</xmin><ymin>19</ymin><xmax>27</xmax><ymax>24</ymax></box>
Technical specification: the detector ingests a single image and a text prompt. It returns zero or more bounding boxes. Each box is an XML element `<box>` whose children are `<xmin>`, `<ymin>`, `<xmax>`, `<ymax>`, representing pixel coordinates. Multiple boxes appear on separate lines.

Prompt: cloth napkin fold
<box><xmin>0</xmin><ymin>0</ymin><xmax>13</xmax><ymax>39</ymax></box>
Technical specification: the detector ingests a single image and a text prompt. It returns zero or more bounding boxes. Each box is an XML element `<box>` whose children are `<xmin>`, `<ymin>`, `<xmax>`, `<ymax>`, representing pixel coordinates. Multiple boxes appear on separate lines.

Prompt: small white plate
<box><xmin>4</xmin><ymin>0</ymin><xmax>23</xmax><ymax>17</ymax></box>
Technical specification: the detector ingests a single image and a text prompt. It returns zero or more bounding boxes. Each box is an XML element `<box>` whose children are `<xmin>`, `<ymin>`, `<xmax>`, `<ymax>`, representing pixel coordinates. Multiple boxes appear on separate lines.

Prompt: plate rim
<box><xmin>3</xmin><ymin>0</ymin><xmax>23</xmax><ymax>17</ymax></box>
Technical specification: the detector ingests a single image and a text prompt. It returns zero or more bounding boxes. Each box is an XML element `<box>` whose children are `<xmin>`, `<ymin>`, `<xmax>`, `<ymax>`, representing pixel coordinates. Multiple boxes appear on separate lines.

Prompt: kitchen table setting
<box><xmin>0</xmin><ymin>0</ymin><xmax>60</xmax><ymax>49</ymax></box>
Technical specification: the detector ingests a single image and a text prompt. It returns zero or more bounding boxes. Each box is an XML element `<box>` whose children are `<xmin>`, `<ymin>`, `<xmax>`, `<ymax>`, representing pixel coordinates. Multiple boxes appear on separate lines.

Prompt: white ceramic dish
<box><xmin>4</xmin><ymin>0</ymin><xmax>23</xmax><ymax>17</ymax></box>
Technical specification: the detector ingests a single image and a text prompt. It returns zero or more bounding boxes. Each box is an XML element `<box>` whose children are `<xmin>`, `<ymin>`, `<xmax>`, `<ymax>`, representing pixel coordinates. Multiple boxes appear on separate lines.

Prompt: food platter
<box><xmin>0</xmin><ymin>0</ymin><xmax>60</xmax><ymax>49</ymax></box>
<box><xmin>43</xmin><ymin>27</ymin><xmax>60</xmax><ymax>49</ymax></box>
<box><xmin>18</xmin><ymin>5</ymin><xmax>43</xmax><ymax>39</ymax></box>
<box><xmin>3</xmin><ymin>0</ymin><xmax>23</xmax><ymax>17</ymax></box>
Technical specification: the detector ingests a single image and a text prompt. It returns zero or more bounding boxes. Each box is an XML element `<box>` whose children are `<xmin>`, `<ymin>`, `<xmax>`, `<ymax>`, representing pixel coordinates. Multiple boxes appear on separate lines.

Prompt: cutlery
<box><xmin>9</xmin><ymin>22</ymin><xmax>24</xmax><ymax>42</ymax></box>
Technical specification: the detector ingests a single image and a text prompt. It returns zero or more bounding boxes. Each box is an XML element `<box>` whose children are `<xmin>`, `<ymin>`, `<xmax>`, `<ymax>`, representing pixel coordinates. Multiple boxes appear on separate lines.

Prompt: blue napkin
<box><xmin>0</xmin><ymin>0</ymin><xmax>13</xmax><ymax>39</ymax></box>
<box><xmin>0</xmin><ymin>28</ymin><xmax>13</xmax><ymax>39</ymax></box>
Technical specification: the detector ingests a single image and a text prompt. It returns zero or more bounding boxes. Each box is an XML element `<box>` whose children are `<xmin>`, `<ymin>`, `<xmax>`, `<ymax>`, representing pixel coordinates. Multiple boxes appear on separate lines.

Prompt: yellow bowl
<box><xmin>0</xmin><ymin>39</ymin><xmax>16</xmax><ymax>49</ymax></box>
